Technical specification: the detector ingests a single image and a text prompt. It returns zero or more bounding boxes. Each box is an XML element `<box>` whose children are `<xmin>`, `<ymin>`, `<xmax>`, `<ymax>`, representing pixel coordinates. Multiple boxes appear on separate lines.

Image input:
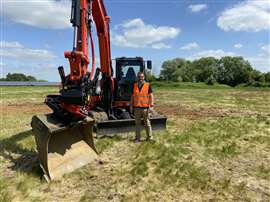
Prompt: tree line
<box><xmin>0</xmin><ymin>73</ymin><xmax>47</xmax><ymax>82</ymax></box>
<box><xmin>155</xmin><ymin>56</ymin><xmax>270</xmax><ymax>87</ymax></box>
<box><xmin>2</xmin><ymin>58</ymin><xmax>270</xmax><ymax>87</ymax></box>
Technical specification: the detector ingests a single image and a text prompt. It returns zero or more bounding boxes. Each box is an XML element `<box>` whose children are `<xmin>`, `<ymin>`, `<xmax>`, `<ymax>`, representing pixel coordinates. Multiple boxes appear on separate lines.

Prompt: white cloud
<box><xmin>1</xmin><ymin>41</ymin><xmax>24</xmax><ymax>48</ymax></box>
<box><xmin>122</xmin><ymin>18</ymin><xmax>145</xmax><ymax>28</ymax></box>
<box><xmin>188</xmin><ymin>4</ymin><xmax>208</xmax><ymax>13</ymax></box>
<box><xmin>0</xmin><ymin>41</ymin><xmax>60</xmax><ymax>81</ymax></box>
<box><xmin>0</xmin><ymin>62</ymin><xmax>6</xmax><ymax>67</ymax></box>
<box><xmin>2</xmin><ymin>0</ymin><xmax>70</xmax><ymax>29</ymax></box>
<box><xmin>261</xmin><ymin>44</ymin><xmax>270</xmax><ymax>55</ymax></box>
<box><xmin>180</xmin><ymin>42</ymin><xmax>199</xmax><ymax>50</ymax></box>
<box><xmin>151</xmin><ymin>43</ymin><xmax>171</xmax><ymax>49</ymax></box>
<box><xmin>192</xmin><ymin>49</ymin><xmax>236</xmax><ymax>59</ymax></box>
<box><xmin>249</xmin><ymin>44</ymin><xmax>270</xmax><ymax>72</ymax></box>
<box><xmin>248</xmin><ymin>56</ymin><xmax>270</xmax><ymax>72</ymax></box>
<box><xmin>234</xmin><ymin>43</ymin><xmax>243</xmax><ymax>49</ymax></box>
<box><xmin>0</xmin><ymin>41</ymin><xmax>57</xmax><ymax>61</ymax></box>
<box><xmin>111</xmin><ymin>18</ymin><xmax>180</xmax><ymax>49</ymax></box>
<box><xmin>2</xmin><ymin>62</ymin><xmax>61</xmax><ymax>81</ymax></box>
<box><xmin>217</xmin><ymin>1</ymin><xmax>270</xmax><ymax>32</ymax></box>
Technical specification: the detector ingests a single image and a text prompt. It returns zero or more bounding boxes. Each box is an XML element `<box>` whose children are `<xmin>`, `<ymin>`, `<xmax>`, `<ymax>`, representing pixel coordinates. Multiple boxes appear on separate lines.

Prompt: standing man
<box><xmin>130</xmin><ymin>72</ymin><xmax>154</xmax><ymax>143</ymax></box>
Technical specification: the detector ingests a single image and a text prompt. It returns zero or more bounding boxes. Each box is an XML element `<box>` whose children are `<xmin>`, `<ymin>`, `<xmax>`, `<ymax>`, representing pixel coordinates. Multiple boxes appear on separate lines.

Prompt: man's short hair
<box><xmin>137</xmin><ymin>72</ymin><xmax>144</xmax><ymax>77</ymax></box>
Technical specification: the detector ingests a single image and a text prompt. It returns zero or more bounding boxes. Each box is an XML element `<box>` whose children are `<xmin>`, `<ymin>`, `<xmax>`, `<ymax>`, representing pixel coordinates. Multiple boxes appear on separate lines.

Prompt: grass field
<box><xmin>0</xmin><ymin>83</ymin><xmax>269</xmax><ymax>202</ymax></box>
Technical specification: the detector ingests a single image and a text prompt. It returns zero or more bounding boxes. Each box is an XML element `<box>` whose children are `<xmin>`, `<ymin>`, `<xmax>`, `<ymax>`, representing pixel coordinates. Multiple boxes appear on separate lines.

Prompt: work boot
<box><xmin>146</xmin><ymin>136</ymin><xmax>155</xmax><ymax>142</ymax></box>
<box><xmin>134</xmin><ymin>138</ymin><xmax>141</xmax><ymax>143</ymax></box>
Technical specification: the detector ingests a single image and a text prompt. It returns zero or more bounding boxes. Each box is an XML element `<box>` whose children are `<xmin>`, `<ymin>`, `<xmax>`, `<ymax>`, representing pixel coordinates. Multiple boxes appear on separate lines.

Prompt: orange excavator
<box><xmin>31</xmin><ymin>0</ymin><xmax>166</xmax><ymax>181</ymax></box>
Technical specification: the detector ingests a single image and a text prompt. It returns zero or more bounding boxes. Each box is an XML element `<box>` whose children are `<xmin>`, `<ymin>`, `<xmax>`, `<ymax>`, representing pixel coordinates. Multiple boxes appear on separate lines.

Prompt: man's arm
<box><xmin>130</xmin><ymin>95</ymin><xmax>134</xmax><ymax>112</ymax></box>
<box><xmin>149</xmin><ymin>93</ymin><xmax>154</xmax><ymax>107</ymax></box>
<box><xmin>148</xmin><ymin>84</ymin><xmax>154</xmax><ymax>107</ymax></box>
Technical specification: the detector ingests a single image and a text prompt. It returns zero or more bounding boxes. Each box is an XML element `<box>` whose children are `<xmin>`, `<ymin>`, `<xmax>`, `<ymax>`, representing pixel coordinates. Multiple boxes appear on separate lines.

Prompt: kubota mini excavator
<box><xmin>31</xmin><ymin>0</ymin><xmax>166</xmax><ymax>181</ymax></box>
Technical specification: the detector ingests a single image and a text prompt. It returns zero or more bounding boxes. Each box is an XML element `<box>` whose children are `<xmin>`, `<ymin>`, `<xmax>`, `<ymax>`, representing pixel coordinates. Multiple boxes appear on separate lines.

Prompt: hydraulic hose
<box><xmin>89</xmin><ymin>22</ymin><xmax>95</xmax><ymax>80</ymax></box>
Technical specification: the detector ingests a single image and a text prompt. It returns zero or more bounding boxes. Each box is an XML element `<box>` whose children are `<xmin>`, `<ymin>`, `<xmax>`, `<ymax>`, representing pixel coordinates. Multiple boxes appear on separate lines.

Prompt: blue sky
<box><xmin>1</xmin><ymin>0</ymin><xmax>269</xmax><ymax>81</ymax></box>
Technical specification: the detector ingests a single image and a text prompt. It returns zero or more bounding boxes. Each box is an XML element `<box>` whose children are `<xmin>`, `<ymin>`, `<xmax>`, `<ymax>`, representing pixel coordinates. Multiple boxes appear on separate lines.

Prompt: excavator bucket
<box><xmin>31</xmin><ymin>114</ymin><xmax>98</xmax><ymax>182</ymax></box>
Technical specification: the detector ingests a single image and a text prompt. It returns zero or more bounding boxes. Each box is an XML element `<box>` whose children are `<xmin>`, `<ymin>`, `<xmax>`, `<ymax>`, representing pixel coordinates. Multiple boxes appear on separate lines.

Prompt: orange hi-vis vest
<box><xmin>133</xmin><ymin>82</ymin><xmax>150</xmax><ymax>108</ymax></box>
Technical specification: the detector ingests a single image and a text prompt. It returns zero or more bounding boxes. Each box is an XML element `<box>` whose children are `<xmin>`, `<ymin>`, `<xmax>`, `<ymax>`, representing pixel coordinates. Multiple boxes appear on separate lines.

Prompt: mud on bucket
<box><xmin>31</xmin><ymin>114</ymin><xmax>98</xmax><ymax>182</ymax></box>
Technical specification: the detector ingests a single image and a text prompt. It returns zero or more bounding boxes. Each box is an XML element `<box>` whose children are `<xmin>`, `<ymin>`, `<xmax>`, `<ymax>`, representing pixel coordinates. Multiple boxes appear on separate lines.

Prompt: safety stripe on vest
<box><xmin>134</xmin><ymin>95</ymin><xmax>150</xmax><ymax>98</ymax></box>
<box><xmin>134</xmin><ymin>101</ymin><xmax>150</xmax><ymax>104</ymax></box>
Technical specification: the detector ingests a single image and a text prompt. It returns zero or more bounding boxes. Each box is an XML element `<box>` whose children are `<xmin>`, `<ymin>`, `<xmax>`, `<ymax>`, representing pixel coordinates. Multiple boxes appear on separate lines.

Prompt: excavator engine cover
<box><xmin>31</xmin><ymin>114</ymin><xmax>97</xmax><ymax>182</ymax></box>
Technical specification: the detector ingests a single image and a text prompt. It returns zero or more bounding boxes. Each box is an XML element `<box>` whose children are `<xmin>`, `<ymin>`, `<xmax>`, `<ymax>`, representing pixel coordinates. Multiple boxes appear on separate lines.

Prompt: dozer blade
<box><xmin>95</xmin><ymin>116</ymin><xmax>167</xmax><ymax>137</ymax></box>
<box><xmin>31</xmin><ymin>114</ymin><xmax>98</xmax><ymax>182</ymax></box>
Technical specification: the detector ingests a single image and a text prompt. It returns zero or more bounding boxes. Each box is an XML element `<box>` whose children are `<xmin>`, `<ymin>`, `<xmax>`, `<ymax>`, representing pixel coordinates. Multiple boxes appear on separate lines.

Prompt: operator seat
<box><xmin>118</xmin><ymin>67</ymin><xmax>136</xmax><ymax>100</ymax></box>
<box><xmin>125</xmin><ymin>67</ymin><xmax>136</xmax><ymax>81</ymax></box>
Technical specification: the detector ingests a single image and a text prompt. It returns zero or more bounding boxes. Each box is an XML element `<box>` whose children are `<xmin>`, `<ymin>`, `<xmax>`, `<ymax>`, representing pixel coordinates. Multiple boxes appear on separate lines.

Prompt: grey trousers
<box><xmin>134</xmin><ymin>108</ymin><xmax>152</xmax><ymax>139</ymax></box>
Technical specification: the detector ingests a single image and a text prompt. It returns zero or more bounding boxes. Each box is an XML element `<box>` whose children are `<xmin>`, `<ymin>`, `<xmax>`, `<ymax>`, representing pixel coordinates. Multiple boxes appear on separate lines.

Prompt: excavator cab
<box><xmin>114</xmin><ymin>57</ymin><xmax>151</xmax><ymax>101</ymax></box>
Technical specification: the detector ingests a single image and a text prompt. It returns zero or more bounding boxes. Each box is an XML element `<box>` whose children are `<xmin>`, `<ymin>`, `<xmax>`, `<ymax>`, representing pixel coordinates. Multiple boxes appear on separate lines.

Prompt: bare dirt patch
<box><xmin>2</xmin><ymin>103</ymin><xmax>51</xmax><ymax>114</ymax></box>
<box><xmin>156</xmin><ymin>104</ymin><xmax>270</xmax><ymax>120</ymax></box>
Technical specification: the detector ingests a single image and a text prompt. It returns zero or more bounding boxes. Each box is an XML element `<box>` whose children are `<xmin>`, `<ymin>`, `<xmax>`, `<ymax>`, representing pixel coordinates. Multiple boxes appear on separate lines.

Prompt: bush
<box><xmin>216</xmin><ymin>57</ymin><xmax>252</xmax><ymax>87</ymax></box>
<box><xmin>243</xmin><ymin>81</ymin><xmax>270</xmax><ymax>88</ymax></box>
<box><xmin>1</xmin><ymin>73</ymin><xmax>38</xmax><ymax>81</ymax></box>
<box><xmin>205</xmin><ymin>76</ymin><xmax>216</xmax><ymax>85</ymax></box>
<box><xmin>159</xmin><ymin>56</ymin><xmax>270</xmax><ymax>88</ymax></box>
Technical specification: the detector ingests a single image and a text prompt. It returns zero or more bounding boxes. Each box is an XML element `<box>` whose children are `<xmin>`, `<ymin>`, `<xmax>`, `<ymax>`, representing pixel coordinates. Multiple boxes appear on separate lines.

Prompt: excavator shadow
<box><xmin>0</xmin><ymin>130</ymin><xmax>43</xmax><ymax>177</ymax></box>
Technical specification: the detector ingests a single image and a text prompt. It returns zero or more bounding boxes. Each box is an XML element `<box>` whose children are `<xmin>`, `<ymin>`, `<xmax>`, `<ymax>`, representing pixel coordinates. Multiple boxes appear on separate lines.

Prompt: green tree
<box><xmin>216</xmin><ymin>57</ymin><xmax>253</xmax><ymax>87</ymax></box>
<box><xmin>175</xmin><ymin>61</ymin><xmax>194</xmax><ymax>82</ymax></box>
<box><xmin>160</xmin><ymin>58</ymin><xmax>186</xmax><ymax>81</ymax></box>
<box><xmin>264</xmin><ymin>72</ymin><xmax>270</xmax><ymax>83</ymax></box>
<box><xmin>145</xmin><ymin>70</ymin><xmax>157</xmax><ymax>82</ymax></box>
<box><xmin>4</xmin><ymin>73</ymin><xmax>37</xmax><ymax>81</ymax></box>
<box><xmin>205</xmin><ymin>75</ymin><xmax>216</xmax><ymax>85</ymax></box>
<box><xmin>26</xmin><ymin>75</ymin><xmax>37</xmax><ymax>81</ymax></box>
<box><xmin>191</xmin><ymin>57</ymin><xmax>218</xmax><ymax>82</ymax></box>
<box><xmin>250</xmin><ymin>70</ymin><xmax>265</xmax><ymax>82</ymax></box>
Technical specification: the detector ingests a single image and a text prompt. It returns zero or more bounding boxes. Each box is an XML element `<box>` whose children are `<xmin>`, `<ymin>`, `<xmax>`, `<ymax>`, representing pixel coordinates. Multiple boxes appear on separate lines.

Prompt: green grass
<box><xmin>152</xmin><ymin>81</ymin><xmax>270</xmax><ymax>91</ymax></box>
<box><xmin>95</xmin><ymin>135</ymin><xmax>123</xmax><ymax>153</ymax></box>
<box><xmin>256</xmin><ymin>163</ymin><xmax>270</xmax><ymax>180</ymax></box>
<box><xmin>152</xmin><ymin>81</ymin><xmax>232</xmax><ymax>89</ymax></box>
<box><xmin>0</xmin><ymin>86</ymin><xmax>58</xmax><ymax>104</ymax></box>
<box><xmin>0</xmin><ymin>180</ymin><xmax>13</xmax><ymax>202</ymax></box>
<box><xmin>0</xmin><ymin>85</ymin><xmax>269</xmax><ymax>201</ymax></box>
<box><xmin>156</xmin><ymin>87</ymin><xmax>270</xmax><ymax>113</ymax></box>
<box><xmin>121</xmin><ymin>116</ymin><xmax>270</xmax><ymax>192</ymax></box>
